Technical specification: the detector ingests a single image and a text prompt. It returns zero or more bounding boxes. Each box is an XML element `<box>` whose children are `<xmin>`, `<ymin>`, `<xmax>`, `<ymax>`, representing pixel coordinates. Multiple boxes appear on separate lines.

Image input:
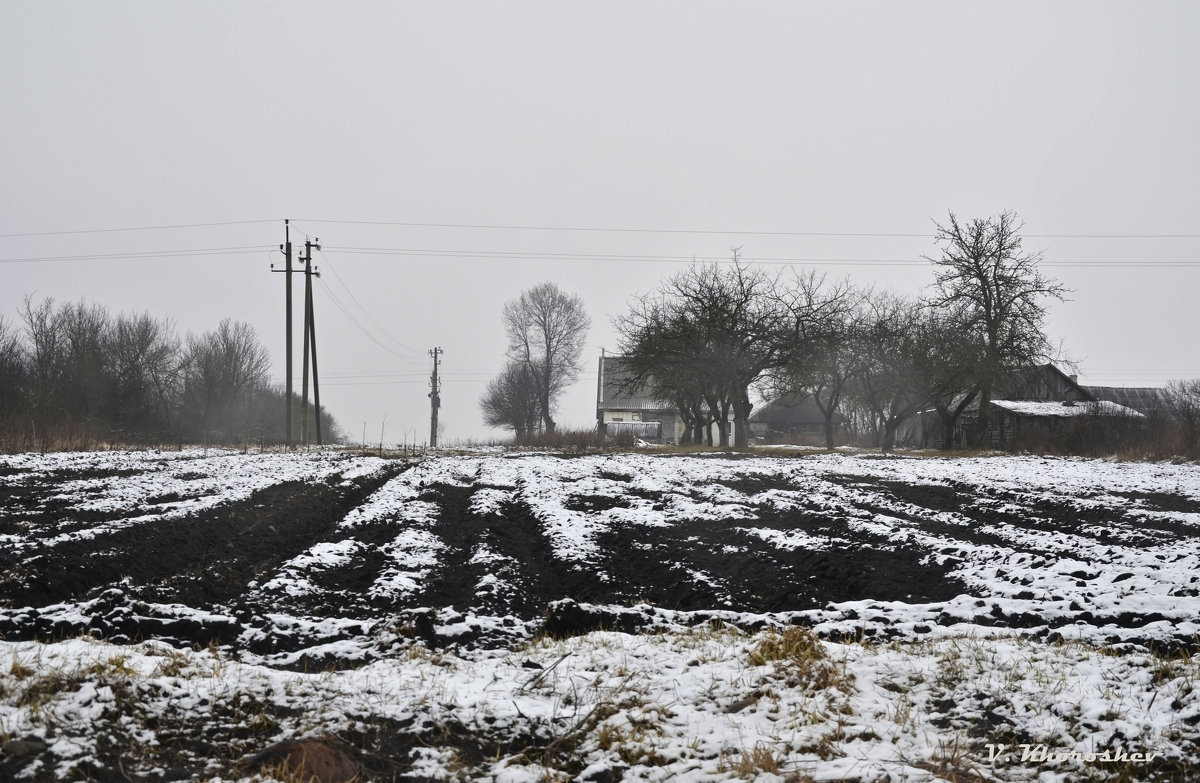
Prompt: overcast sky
<box><xmin>4</xmin><ymin>2</ymin><xmax>1198</xmax><ymax>444</ymax></box>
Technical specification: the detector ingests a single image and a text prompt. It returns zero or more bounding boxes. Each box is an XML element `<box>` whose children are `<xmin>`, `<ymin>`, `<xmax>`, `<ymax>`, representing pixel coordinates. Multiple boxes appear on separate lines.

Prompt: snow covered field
<box><xmin>0</xmin><ymin>448</ymin><xmax>1198</xmax><ymax>781</ymax></box>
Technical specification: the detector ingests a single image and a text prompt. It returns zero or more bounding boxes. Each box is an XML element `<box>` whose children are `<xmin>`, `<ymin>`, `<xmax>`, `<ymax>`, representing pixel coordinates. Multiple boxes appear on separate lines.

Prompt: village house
<box><xmin>595</xmin><ymin>354</ymin><xmax>735</xmax><ymax>444</ymax></box>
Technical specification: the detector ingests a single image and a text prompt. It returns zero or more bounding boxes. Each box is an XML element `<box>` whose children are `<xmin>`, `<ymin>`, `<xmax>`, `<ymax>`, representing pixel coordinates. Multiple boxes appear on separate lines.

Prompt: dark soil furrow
<box><xmin>415</xmin><ymin>483</ymin><xmax>587</xmax><ymax>618</ymax></box>
<box><xmin>595</xmin><ymin>512</ymin><xmax>971</xmax><ymax>613</ymax></box>
<box><xmin>5</xmin><ymin>466</ymin><xmax>405</xmax><ymax>608</ymax></box>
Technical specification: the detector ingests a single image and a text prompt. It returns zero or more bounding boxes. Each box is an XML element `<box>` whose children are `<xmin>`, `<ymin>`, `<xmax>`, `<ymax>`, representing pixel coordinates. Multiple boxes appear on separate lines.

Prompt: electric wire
<box><xmin>0</xmin><ymin>219</ymin><xmax>278</xmax><ymax>239</ymax></box>
<box><xmin>3</xmin><ymin>242</ymin><xmax>1196</xmax><ymax>268</ymax></box>
<box><xmin>0</xmin><ymin>245</ymin><xmax>276</xmax><ymax>264</ymax></box>
<box><xmin>322</xmin><ymin>246</ymin><xmax>1200</xmax><ymax>268</ymax></box>
<box><xmin>1</xmin><ymin>216</ymin><xmax>1196</xmax><ymax>240</ymax></box>
<box><xmin>314</xmin><ymin>278</ymin><xmax>424</xmax><ymax>365</ymax></box>
<box><xmin>292</xmin><ymin>218</ymin><xmax>1200</xmax><ymax>240</ymax></box>
<box><xmin>316</xmin><ymin>248</ymin><xmax>425</xmax><ymax>359</ymax></box>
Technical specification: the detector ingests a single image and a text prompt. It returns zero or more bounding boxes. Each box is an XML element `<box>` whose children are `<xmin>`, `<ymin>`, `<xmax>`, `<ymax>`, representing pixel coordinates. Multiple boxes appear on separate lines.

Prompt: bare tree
<box><xmin>768</xmin><ymin>281</ymin><xmax>862</xmax><ymax>449</ymax></box>
<box><xmin>180</xmin><ymin>319</ymin><xmax>271</xmax><ymax>441</ymax></box>
<box><xmin>1166</xmin><ymin>379</ymin><xmax>1200</xmax><ymax>457</ymax></box>
<box><xmin>0</xmin><ymin>316</ymin><xmax>25</xmax><ymax>422</ymax></box>
<box><xmin>20</xmin><ymin>296</ymin><xmax>66</xmax><ymax>426</ymax></box>
<box><xmin>926</xmin><ymin>211</ymin><xmax>1068</xmax><ymax>446</ymax></box>
<box><xmin>502</xmin><ymin>283</ymin><xmax>590</xmax><ymax>433</ymax></box>
<box><xmin>110</xmin><ymin>312</ymin><xmax>180</xmax><ymax>433</ymax></box>
<box><xmin>614</xmin><ymin>262</ymin><xmax>760</xmax><ymax>447</ymax></box>
<box><xmin>58</xmin><ymin>301</ymin><xmax>114</xmax><ymax>426</ymax></box>
<box><xmin>480</xmin><ymin>360</ymin><xmax>542</xmax><ymax>436</ymax></box>
<box><xmin>617</xmin><ymin>259</ymin><xmax>847</xmax><ymax>448</ymax></box>
<box><xmin>615</xmin><ymin>290</ymin><xmax>708</xmax><ymax>444</ymax></box>
<box><xmin>848</xmin><ymin>292</ymin><xmax>936</xmax><ymax>452</ymax></box>
<box><xmin>912</xmin><ymin>301</ymin><xmax>987</xmax><ymax>449</ymax></box>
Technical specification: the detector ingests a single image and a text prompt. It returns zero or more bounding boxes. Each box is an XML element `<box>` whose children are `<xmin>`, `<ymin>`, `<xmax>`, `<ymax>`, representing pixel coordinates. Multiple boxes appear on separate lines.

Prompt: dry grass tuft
<box><xmin>718</xmin><ymin>742</ymin><xmax>784</xmax><ymax>779</ymax></box>
<box><xmin>254</xmin><ymin>741</ymin><xmax>360</xmax><ymax>783</ymax></box>
<box><xmin>749</xmin><ymin>627</ymin><xmax>825</xmax><ymax>666</ymax></box>
<box><xmin>749</xmin><ymin>627</ymin><xmax>854</xmax><ymax>694</ymax></box>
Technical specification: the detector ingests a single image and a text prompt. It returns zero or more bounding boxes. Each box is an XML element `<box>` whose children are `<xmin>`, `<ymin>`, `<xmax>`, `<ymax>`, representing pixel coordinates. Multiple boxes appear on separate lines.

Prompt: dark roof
<box><xmin>1002</xmin><ymin>364</ymin><xmax>1095</xmax><ymax>402</ymax></box>
<box><xmin>596</xmin><ymin>355</ymin><xmax>674</xmax><ymax>412</ymax></box>
<box><xmin>963</xmin><ymin>364</ymin><xmax>1093</xmax><ymax>412</ymax></box>
<box><xmin>749</xmin><ymin>391</ymin><xmax>844</xmax><ymax>425</ymax></box>
<box><xmin>1082</xmin><ymin>386</ymin><xmax>1173</xmax><ymax>416</ymax></box>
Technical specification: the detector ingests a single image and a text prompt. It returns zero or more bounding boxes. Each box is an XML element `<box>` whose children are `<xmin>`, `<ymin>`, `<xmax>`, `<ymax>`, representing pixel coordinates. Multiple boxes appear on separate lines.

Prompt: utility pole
<box><xmin>429</xmin><ymin>347</ymin><xmax>442</xmax><ymax>448</ymax></box>
<box><xmin>271</xmin><ymin>220</ymin><xmax>295</xmax><ymax>448</ymax></box>
<box><xmin>298</xmin><ymin>238</ymin><xmax>322</xmax><ymax>445</ymax></box>
<box><xmin>307</xmin><ymin>239</ymin><xmax>323</xmax><ymax>446</ymax></box>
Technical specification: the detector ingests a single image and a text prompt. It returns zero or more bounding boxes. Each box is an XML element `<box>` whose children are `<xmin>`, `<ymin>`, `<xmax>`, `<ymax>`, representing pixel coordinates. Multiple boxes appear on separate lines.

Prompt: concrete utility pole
<box><xmin>429</xmin><ymin>347</ymin><xmax>442</xmax><ymax>448</ymax></box>
<box><xmin>271</xmin><ymin>220</ymin><xmax>295</xmax><ymax>448</ymax></box>
<box><xmin>307</xmin><ymin>239</ymin><xmax>323</xmax><ymax>446</ymax></box>
<box><xmin>299</xmin><ymin>238</ymin><xmax>322</xmax><ymax>446</ymax></box>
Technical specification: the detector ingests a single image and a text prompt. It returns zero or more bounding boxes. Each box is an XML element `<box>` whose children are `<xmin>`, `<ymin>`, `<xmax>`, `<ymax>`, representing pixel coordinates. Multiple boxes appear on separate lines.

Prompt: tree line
<box><xmin>481</xmin><ymin>210</ymin><xmax>1200</xmax><ymax>455</ymax></box>
<box><xmin>615</xmin><ymin>211</ymin><xmax>1200</xmax><ymax>452</ymax></box>
<box><xmin>612</xmin><ymin>211</ymin><xmax>1067</xmax><ymax>450</ymax></box>
<box><xmin>0</xmin><ymin>296</ymin><xmax>340</xmax><ymax>451</ymax></box>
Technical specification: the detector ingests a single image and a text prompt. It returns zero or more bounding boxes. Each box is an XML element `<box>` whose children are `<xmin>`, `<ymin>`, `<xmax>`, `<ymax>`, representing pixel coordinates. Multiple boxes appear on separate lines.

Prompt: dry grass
<box><xmin>749</xmin><ymin>627</ymin><xmax>855</xmax><ymax>695</ymax></box>
<box><xmin>718</xmin><ymin>742</ymin><xmax>783</xmax><ymax>779</ymax></box>
<box><xmin>909</xmin><ymin>735</ymin><xmax>991</xmax><ymax>783</ymax></box>
<box><xmin>749</xmin><ymin>626</ymin><xmax>826</xmax><ymax>666</ymax></box>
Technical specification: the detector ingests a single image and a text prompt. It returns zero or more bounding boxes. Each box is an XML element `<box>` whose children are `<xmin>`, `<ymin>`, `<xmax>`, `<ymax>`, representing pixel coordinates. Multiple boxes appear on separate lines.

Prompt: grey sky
<box><xmin>3</xmin><ymin>2</ymin><xmax>1198</xmax><ymax>443</ymax></box>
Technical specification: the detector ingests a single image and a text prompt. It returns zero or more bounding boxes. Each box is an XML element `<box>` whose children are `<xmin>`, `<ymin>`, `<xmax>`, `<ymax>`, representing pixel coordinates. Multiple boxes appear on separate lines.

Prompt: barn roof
<box><xmin>991</xmin><ymin>400</ymin><xmax>1144</xmax><ymax>419</ymax></box>
<box><xmin>1082</xmin><ymin>386</ymin><xmax>1173</xmax><ymax>415</ymax></box>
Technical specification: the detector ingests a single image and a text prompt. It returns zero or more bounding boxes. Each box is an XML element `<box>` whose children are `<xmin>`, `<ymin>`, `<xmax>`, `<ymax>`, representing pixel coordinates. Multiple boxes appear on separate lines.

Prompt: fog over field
<box><xmin>3</xmin><ymin>3</ymin><xmax>1199</xmax><ymax>442</ymax></box>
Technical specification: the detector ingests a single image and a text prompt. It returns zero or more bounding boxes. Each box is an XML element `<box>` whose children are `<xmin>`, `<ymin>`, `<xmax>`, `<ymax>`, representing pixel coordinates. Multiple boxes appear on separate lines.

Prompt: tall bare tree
<box><xmin>502</xmin><ymin>282</ymin><xmax>590</xmax><ymax>433</ymax></box>
<box><xmin>926</xmin><ymin>211</ymin><xmax>1068</xmax><ymax>446</ymax></box>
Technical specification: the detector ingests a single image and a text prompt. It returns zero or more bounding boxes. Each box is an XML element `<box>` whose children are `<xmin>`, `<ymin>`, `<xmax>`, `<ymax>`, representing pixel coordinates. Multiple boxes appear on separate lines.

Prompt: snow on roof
<box><xmin>991</xmin><ymin>399</ymin><xmax>1145</xmax><ymax>418</ymax></box>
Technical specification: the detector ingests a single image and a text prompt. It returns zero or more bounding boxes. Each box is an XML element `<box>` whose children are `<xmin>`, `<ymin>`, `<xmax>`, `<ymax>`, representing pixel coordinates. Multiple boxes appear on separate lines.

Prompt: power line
<box><xmin>323</xmin><ymin>246</ymin><xmax>1200</xmax><ymax>268</ymax></box>
<box><xmin>293</xmin><ymin>218</ymin><xmax>1200</xmax><ymax>240</ymax></box>
<box><xmin>274</xmin><ymin>369</ymin><xmax>603</xmax><ymax>387</ymax></box>
<box><xmin>2</xmin><ymin>216</ymin><xmax>1195</xmax><ymax>242</ymax></box>
<box><xmin>5</xmin><ymin>242</ymin><xmax>1197</xmax><ymax>268</ymax></box>
<box><xmin>0</xmin><ymin>219</ymin><xmax>278</xmax><ymax>239</ymax></box>
<box><xmin>316</xmin><ymin>248</ymin><xmax>425</xmax><ymax>358</ymax></box>
<box><xmin>315</xmin><ymin>278</ymin><xmax>424</xmax><ymax>365</ymax></box>
<box><xmin>0</xmin><ymin>245</ymin><xmax>275</xmax><ymax>264</ymax></box>
<box><xmin>4</xmin><ymin>241</ymin><xmax>1195</xmax><ymax>269</ymax></box>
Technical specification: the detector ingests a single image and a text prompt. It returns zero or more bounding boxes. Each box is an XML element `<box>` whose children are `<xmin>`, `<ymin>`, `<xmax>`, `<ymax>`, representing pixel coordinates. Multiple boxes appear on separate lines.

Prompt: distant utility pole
<box><xmin>299</xmin><ymin>238</ymin><xmax>323</xmax><ymax>446</ymax></box>
<box><xmin>429</xmin><ymin>347</ymin><xmax>442</xmax><ymax>448</ymax></box>
<box><xmin>307</xmin><ymin>239</ymin><xmax>323</xmax><ymax>446</ymax></box>
<box><xmin>271</xmin><ymin>220</ymin><xmax>295</xmax><ymax>448</ymax></box>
